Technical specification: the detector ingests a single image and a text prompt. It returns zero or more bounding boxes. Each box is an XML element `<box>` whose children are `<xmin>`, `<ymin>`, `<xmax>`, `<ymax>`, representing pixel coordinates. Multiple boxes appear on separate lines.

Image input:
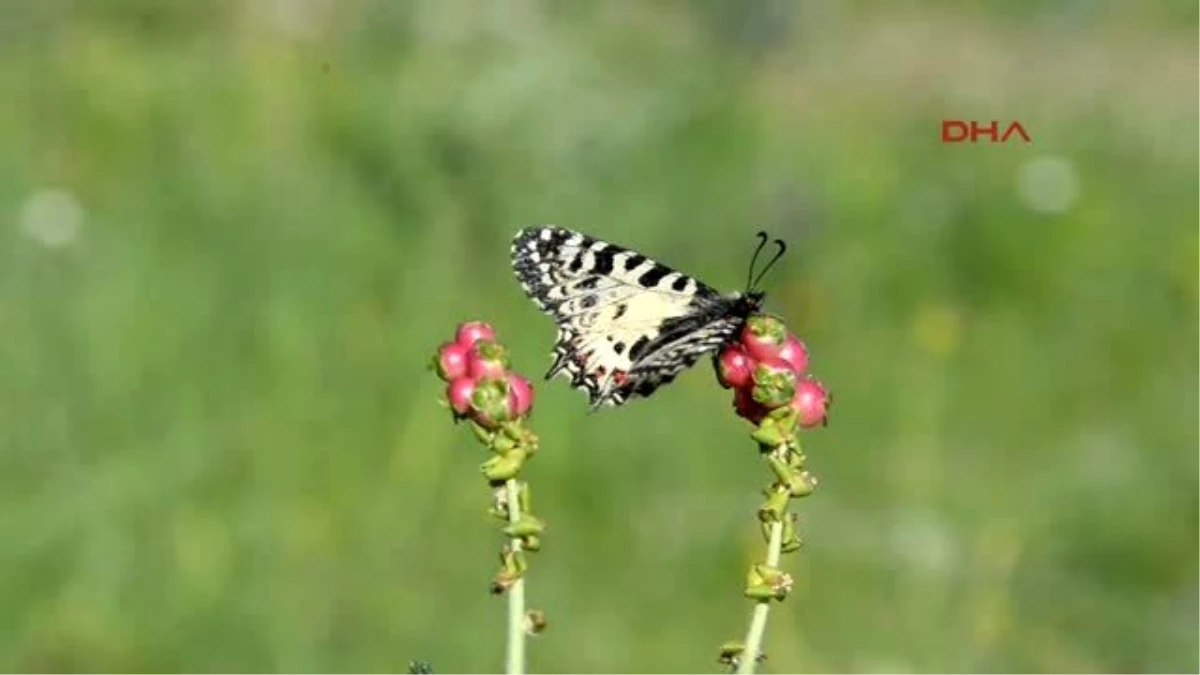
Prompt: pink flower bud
<box><xmin>775</xmin><ymin>334</ymin><xmax>810</xmax><ymax>375</ymax></box>
<box><xmin>790</xmin><ymin>376</ymin><xmax>831</xmax><ymax>428</ymax></box>
<box><xmin>751</xmin><ymin>357</ymin><xmax>798</xmax><ymax>409</ymax></box>
<box><xmin>455</xmin><ymin>321</ymin><xmax>497</xmax><ymax>348</ymax></box>
<box><xmin>740</xmin><ymin>314</ymin><xmax>789</xmax><ymax>361</ymax></box>
<box><xmin>468</xmin><ymin>340</ymin><xmax>510</xmax><ymax>380</ymax></box>
<box><xmin>470</xmin><ymin>377</ymin><xmax>514</xmax><ymax>429</ymax></box>
<box><xmin>446</xmin><ymin>376</ymin><xmax>478</xmax><ymax>416</ymax></box>
<box><xmin>733</xmin><ymin>387</ymin><xmax>769</xmax><ymax>424</ymax></box>
<box><xmin>507</xmin><ymin>372</ymin><xmax>534</xmax><ymax>418</ymax></box>
<box><xmin>433</xmin><ymin>341</ymin><xmax>470</xmax><ymax>382</ymax></box>
<box><xmin>716</xmin><ymin>344</ymin><xmax>756</xmax><ymax>390</ymax></box>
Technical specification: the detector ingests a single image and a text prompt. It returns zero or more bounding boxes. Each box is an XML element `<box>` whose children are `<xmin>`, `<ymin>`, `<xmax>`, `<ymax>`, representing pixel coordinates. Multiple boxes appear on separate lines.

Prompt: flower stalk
<box><xmin>432</xmin><ymin>322</ymin><xmax>545</xmax><ymax>675</ymax></box>
<box><xmin>504</xmin><ymin>478</ymin><xmax>527</xmax><ymax>675</ymax></box>
<box><xmin>715</xmin><ymin>315</ymin><xmax>830</xmax><ymax>673</ymax></box>
<box><xmin>735</xmin><ymin>426</ymin><xmax>810</xmax><ymax>673</ymax></box>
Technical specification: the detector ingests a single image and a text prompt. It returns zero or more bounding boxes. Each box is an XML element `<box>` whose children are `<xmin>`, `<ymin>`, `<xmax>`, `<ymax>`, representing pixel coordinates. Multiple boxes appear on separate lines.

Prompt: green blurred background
<box><xmin>1</xmin><ymin>1</ymin><xmax>1196</xmax><ymax>672</ymax></box>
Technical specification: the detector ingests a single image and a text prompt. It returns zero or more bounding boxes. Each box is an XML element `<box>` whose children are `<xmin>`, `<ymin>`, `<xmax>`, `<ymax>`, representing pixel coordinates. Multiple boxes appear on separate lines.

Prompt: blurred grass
<box><xmin>0</xmin><ymin>1</ymin><xmax>1196</xmax><ymax>672</ymax></box>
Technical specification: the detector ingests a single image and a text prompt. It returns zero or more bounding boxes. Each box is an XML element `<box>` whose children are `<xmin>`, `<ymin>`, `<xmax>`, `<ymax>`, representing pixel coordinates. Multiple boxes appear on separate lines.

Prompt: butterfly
<box><xmin>510</xmin><ymin>226</ymin><xmax>787</xmax><ymax>409</ymax></box>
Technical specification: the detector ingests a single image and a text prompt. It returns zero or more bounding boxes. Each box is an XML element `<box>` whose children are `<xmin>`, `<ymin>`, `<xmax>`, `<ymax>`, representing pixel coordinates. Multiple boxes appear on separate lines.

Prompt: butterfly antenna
<box><xmin>745</xmin><ymin>231</ymin><xmax>770</xmax><ymax>291</ymax></box>
<box><xmin>750</xmin><ymin>238</ymin><xmax>787</xmax><ymax>291</ymax></box>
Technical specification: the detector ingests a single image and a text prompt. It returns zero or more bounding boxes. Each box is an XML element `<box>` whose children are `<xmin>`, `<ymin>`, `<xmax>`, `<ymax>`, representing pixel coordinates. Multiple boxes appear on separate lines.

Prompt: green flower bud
<box><xmin>786</xmin><ymin>470</ymin><xmax>816</xmax><ymax>498</ymax></box>
<box><xmin>744</xmin><ymin>582</ymin><xmax>778</xmax><ymax>601</ymax></box>
<box><xmin>765</xmin><ymin>454</ymin><xmax>792</xmax><ymax>483</ymax></box>
<box><xmin>780</xmin><ymin>515</ymin><xmax>803</xmax><ymax>553</ymax></box>
<box><xmin>718</xmin><ymin>641</ymin><xmax>746</xmax><ymax>667</ymax></box>
<box><xmin>751</xmin><ymin>362</ymin><xmax>798</xmax><ymax>409</ymax></box>
<box><xmin>473</xmin><ymin>340</ymin><xmax>511</xmax><ymax>370</ymax></box>
<box><xmin>491</xmin><ymin>568</ymin><xmax>518</xmax><ymax>595</ymax></box>
<box><xmin>470</xmin><ymin>419</ymin><xmax>494</xmax><ymax>445</ymax></box>
<box><xmin>758</xmin><ymin>489</ymin><xmax>790</xmax><ymax>523</ymax></box>
<box><xmin>481</xmin><ymin>448</ymin><xmax>527</xmax><ymax>481</ymax></box>
<box><xmin>524</xmin><ymin>609</ymin><xmax>548</xmax><ymax>636</ymax></box>
<box><xmin>491</xmin><ymin>432</ymin><xmax>518</xmax><ymax>454</ymax></box>
<box><xmin>503</xmin><ymin>513</ymin><xmax>546</xmax><ymax>539</ymax></box>
<box><xmin>751</xmin><ymin>417</ymin><xmax>790</xmax><ymax>448</ymax></box>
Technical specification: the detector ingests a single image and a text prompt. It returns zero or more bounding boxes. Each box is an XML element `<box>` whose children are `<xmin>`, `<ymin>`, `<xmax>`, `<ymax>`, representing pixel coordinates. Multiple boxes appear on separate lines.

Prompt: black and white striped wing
<box><xmin>510</xmin><ymin>226</ymin><xmax>755</xmax><ymax>408</ymax></box>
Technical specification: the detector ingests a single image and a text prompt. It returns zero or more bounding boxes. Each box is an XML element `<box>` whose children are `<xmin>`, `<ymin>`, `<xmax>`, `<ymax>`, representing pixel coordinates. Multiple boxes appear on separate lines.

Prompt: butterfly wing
<box><xmin>511</xmin><ymin>226</ymin><xmax>758</xmax><ymax>408</ymax></box>
<box><xmin>609</xmin><ymin>309</ymin><xmax>750</xmax><ymax>405</ymax></box>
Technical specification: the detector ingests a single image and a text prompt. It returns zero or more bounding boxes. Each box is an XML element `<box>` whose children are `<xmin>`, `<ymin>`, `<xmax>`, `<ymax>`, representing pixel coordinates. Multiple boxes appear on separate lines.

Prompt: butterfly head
<box><xmin>737</xmin><ymin>289</ymin><xmax>767</xmax><ymax>315</ymax></box>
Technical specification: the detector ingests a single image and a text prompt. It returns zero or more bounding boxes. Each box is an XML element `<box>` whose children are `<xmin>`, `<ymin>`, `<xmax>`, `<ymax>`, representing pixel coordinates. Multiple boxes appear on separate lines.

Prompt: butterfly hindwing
<box><xmin>511</xmin><ymin>225</ymin><xmax>762</xmax><ymax>408</ymax></box>
<box><xmin>608</xmin><ymin>308</ymin><xmax>749</xmax><ymax>404</ymax></box>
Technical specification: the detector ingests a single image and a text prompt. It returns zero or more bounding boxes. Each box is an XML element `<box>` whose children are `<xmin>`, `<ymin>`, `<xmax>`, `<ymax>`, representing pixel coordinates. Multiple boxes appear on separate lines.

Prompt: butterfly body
<box><xmin>510</xmin><ymin>226</ymin><xmax>768</xmax><ymax>409</ymax></box>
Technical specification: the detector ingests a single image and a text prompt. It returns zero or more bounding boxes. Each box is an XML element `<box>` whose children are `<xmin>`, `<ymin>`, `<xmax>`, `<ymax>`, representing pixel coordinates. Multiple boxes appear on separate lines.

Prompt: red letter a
<box><xmin>1002</xmin><ymin>121</ymin><xmax>1032</xmax><ymax>143</ymax></box>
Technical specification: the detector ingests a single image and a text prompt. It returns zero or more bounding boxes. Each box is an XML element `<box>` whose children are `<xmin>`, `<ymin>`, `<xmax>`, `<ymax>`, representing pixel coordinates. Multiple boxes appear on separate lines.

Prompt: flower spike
<box><xmin>431</xmin><ymin>320</ymin><xmax>544</xmax><ymax>675</ymax></box>
<box><xmin>715</xmin><ymin>314</ymin><xmax>831</xmax><ymax>674</ymax></box>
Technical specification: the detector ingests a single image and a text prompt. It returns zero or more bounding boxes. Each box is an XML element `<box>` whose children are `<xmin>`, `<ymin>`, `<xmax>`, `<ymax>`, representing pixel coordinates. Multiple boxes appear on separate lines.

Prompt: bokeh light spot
<box><xmin>1016</xmin><ymin>155</ymin><xmax>1080</xmax><ymax>215</ymax></box>
<box><xmin>18</xmin><ymin>188</ymin><xmax>83</xmax><ymax>248</ymax></box>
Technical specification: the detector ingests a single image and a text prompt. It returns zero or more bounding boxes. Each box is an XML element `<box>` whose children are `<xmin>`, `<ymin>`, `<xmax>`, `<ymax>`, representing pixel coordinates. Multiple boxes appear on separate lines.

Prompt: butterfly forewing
<box><xmin>511</xmin><ymin>226</ymin><xmax>761</xmax><ymax>408</ymax></box>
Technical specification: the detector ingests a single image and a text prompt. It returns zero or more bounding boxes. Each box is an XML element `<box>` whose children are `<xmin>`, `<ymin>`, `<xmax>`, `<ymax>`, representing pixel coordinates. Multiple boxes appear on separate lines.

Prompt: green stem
<box><xmin>738</xmin><ymin>517</ymin><xmax>784</xmax><ymax>674</ymax></box>
<box><xmin>505</xmin><ymin>478</ymin><xmax>526</xmax><ymax>675</ymax></box>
